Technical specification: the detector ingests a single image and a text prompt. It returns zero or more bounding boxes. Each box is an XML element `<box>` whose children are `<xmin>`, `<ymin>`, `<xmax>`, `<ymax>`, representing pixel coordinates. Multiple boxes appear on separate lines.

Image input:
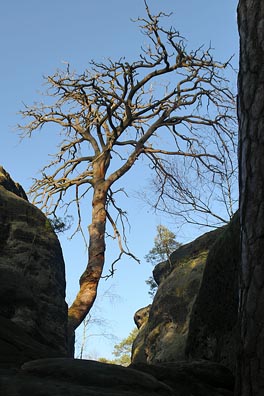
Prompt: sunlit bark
<box><xmin>68</xmin><ymin>185</ymin><xmax>107</xmax><ymax>331</ymax></box>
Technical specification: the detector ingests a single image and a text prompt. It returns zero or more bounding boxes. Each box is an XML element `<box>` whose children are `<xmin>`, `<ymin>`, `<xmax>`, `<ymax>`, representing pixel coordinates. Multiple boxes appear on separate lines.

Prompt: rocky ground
<box><xmin>0</xmin><ymin>358</ymin><xmax>234</xmax><ymax>396</ymax></box>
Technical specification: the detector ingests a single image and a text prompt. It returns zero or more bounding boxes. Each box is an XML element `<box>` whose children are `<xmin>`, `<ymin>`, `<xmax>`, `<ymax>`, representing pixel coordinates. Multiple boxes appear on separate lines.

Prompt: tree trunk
<box><xmin>68</xmin><ymin>179</ymin><xmax>108</xmax><ymax>355</ymax></box>
<box><xmin>236</xmin><ymin>1</ymin><xmax>264</xmax><ymax>394</ymax></box>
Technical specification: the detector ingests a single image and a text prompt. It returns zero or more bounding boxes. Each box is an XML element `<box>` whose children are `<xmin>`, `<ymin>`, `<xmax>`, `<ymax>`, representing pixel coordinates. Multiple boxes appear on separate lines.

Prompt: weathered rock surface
<box><xmin>186</xmin><ymin>212</ymin><xmax>239</xmax><ymax>373</ymax></box>
<box><xmin>0</xmin><ymin>358</ymin><xmax>234</xmax><ymax>396</ymax></box>
<box><xmin>0</xmin><ymin>316</ymin><xmax>65</xmax><ymax>368</ymax></box>
<box><xmin>131</xmin><ymin>360</ymin><xmax>234</xmax><ymax>396</ymax></box>
<box><xmin>0</xmin><ymin>167</ymin><xmax>68</xmax><ymax>364</ymax></box>
<box><xmin>132</xmin><ymin>227</ymin><xmax>224</xmax><ymax>364</ymax></box>
<box><xmin>0</xmin><ymin>166</ymin><xmax>28</xmax><ymax>200</ymax></box>
<box><xmin>134</xmin><ymin>304</ymin><xmax>151</xmax><ymax>329</ymax></box>
<box><xmin>132</xmin><ymin>305</ymin><xmax>151</xmax><ymax>363</ymax></box>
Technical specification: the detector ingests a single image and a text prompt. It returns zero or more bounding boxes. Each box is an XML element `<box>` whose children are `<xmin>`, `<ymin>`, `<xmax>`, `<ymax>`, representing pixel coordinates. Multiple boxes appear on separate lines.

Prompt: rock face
<box><xmin>0</xmin><ymin>167</ymin><xmax>68</xmax><ymax>366</ymax></box>
<box><xmin>132</xmin><ymin>227</ymin><xmax>224</xmax><ymax>364</ymax></box>
<box><xmin>0</xmin><ymin>166</ymin><xmax>28</xmax><ymax>200</ymax></box>
<box><xmin>132</xmin><ymin>214</ymin><xmax>239</xmax><ymax>374</ymax></box>
<box><xmin>186</xmin><ymin>212</ymin><xmax>239</xmax><ymax>372</ymax></box>
<box><xmin>132</xmin><ymin>305</ymin><xmax>151</xmax><ymax>363</ymax></box>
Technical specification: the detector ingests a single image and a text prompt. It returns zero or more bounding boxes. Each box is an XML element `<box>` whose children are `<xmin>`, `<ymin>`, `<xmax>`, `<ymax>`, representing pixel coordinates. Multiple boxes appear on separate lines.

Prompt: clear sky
<box><xmin>1</xmin><ymin>0</ymin><xmax>239</xmax><ymax>359</ymax></box>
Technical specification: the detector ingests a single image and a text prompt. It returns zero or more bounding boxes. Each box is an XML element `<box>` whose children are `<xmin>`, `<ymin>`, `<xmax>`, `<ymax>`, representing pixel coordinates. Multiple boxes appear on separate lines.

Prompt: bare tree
<box><xmin>19</xmin><ymin>1</ymin><xmax>236</xmax><ymax>348</ymax></box>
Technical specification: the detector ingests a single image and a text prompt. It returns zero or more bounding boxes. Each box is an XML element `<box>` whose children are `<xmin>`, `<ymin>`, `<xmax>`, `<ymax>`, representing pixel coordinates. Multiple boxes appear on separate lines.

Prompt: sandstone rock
<box><xmin>0</xmin><ymin>358</ymin><xmax>173</xmax><ymax>396</ymax></box>
<box><xmin>132</xmin><ymin>227</ymin><xmax>223</xmax><ymax>364</ymax></box>
<box><xmin>0</xmin><ymin>358</ymin><xmax>234</xmax><ymax>396</ymax></box>
<box><xmin>153</xmin><ymin>227</ymin><xmax>224</xmax><ymax>286</ymax></box>
<box><xmin>0</xmin><ymin>166</ymin><xmax>27</xmax><ymax>200</ymax></box>
<box><xmin>0</xmin><ymin>316</ymin><xmax>64</xmax><ymax>368</ymax></box>
<box><xmin>186</xmin><ymin>212</ymin><xmax>239</xmax><ymax>373</ymax></box>
<box><xmin>134</xmin><ymin>305</ymin><xmax>151</xmax><ymax>329</ymax></box>
<box><xmin>132</xmin><ymin>305</ymin><xmax>151</xmax><ymax>364</ymax></box>
<box><xmin>0</xmin><ymin>167</ymin><xmax>68</xmax><ymax>363</ymax></box>
<box><xmin>131</xmin><ymin>360</ymin><xmax>234</xmax><ymax>396</ymax></box>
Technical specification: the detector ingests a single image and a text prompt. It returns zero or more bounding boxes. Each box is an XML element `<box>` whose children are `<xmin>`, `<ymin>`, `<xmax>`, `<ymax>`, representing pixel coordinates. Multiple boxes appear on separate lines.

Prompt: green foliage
<box><xmin>44</xmin><ymin>218</ymin><xmax>53</xmax><ymax>232</ymax></box>
<box><xmin>145</xmin><ymin>276</ymin><xmax>158</xmax><ymax>298</ymax></box>
<box><xmin>145</xmin><ymin>225</ymin><xmax>181</xmax><ymax>298</ymax></box>
<box><xmin>98</xmin><ymin>328</ymin><xmax>138</xmax><ymax>366</ymax></box>
<box><xmin>97</xmin><ymin>357</ymin><xmax>112</xmax><ymax>364</ymax></box>
<box><xmin>48</xmin><ymin>215</ymin><xmax>73</xmax><ymax>234</ymax></box>
<box><xmin>145</xmin><ymin>225</ymin><xmax>181</xmax><ymax>266</ymax></box>
<box><xmin>112</xmin><ymin>327</ymin><xmax>138</xmax><ymax>360</ymax></box>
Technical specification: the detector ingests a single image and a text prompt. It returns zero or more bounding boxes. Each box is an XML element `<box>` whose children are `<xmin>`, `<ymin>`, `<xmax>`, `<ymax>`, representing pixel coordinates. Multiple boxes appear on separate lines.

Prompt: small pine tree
<box><xmin>145</xmin><ymin>276</ymin><xmax>158</xmax><ymax>298</ymax></box>
<box><xmin>48</xmin><ymin>215</ymin><xmax>73</xmax><ymax>233</ymax></box>
<box><xmin>145</xmin><ymin>225</ymin><xmax>181</xmax><ymax>297</ymax></box>
<box><xmin>98</xmin><ymin>328</ymin><xmax>138</xmax><ymax>366</ymax></box>
<box><xmin>145</xmin><ymin>225</ymin><xmax>181</xmax><ymax>266</ymax></box>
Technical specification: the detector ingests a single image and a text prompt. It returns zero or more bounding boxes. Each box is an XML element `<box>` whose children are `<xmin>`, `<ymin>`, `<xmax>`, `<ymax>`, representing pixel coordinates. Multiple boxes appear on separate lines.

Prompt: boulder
<box><xmin>0</xmin><ymin>167</ymin><xmax>68</xmax><ymax>365</ymax></box>
<box><xmin>132</xmin><ymin>227</ymin><xmax>224</xmax><ymax>364</ymax></box>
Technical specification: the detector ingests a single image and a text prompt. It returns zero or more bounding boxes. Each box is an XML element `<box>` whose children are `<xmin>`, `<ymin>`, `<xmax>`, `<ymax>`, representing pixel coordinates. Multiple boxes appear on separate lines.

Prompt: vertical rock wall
<box><xmin>186</xmin><ymin>213</ymin><xmax>239</xmax><ymax>373</ymax></box>
<box><xmin>132</xmin><ymin>214</ymin><xmax>239</xmax><ymax>373</ymax></box>
<box><xmin>132</xmin><ymin>227</ymin><xmax>223</xmax><ymax>364</ymax></box>
<box><xmin>0</xmin><ymin>167</ymin><xmax>68</xmax><ymax>364</ymax></box>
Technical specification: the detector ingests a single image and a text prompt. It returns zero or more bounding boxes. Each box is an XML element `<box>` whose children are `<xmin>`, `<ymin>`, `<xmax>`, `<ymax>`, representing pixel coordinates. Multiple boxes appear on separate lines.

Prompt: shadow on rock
<box><xmin>0</xmin><ymin>358</ymin><xmax>234</xmax><ymax>396</ymax></box>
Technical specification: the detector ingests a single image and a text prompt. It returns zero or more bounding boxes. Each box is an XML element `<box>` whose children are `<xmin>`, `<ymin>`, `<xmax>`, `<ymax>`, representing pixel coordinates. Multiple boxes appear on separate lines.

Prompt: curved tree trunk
<box><xmin>68</xmin><ymin>179</ymin><xmax>108</xmax><ymax>354</ymax></box>
<box><xmin>237</xmin><ymin>1</ymin><xmax>264</xmax><ymax>394</ymax></box>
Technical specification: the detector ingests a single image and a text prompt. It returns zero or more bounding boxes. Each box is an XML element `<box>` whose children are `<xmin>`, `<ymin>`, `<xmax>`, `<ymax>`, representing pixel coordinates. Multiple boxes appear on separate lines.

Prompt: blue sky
<box><xmin>1</xmin><ymin>0</ymin><xmax>238</xmax><ymax>359</ymax></box>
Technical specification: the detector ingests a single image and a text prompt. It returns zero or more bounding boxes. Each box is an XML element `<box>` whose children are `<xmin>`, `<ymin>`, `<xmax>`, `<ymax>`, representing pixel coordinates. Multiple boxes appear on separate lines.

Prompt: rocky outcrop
<box><xmin>132</xmin><ymin>305</ymin><xmax>151</xmax><ymax>363</ymax></box>
<box><xmin>0</xmin><ymin>166</ymin><xmax>28</xmax><ymax>200</ymax></box>
<box><xmin>186</xmin><ymin>212</ymin><xmax>239</xmax><ymax>372</ymax></box>
<box><xmin>132</xmin><ymin>213</ymin><xmax>239</xmax><ymax>376</ymax></box>
<box><xmin>0</xmin><ymin>167</ymin><xmax>68</xmax><ymax>365</ymax></box>
<box><xmin>132</xmin><ymin>227</ymin><xmax>224</xmax><ymax>364</ymax></box>
<box><xmin>0</xmin><ymin>357</ymin><xmax>234</xmax><ymax>396</ymax></box>
<box><xmin>134</xmin><ymin>304</ymin><xmax>151</xmax><ymax>328</ymax></box>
